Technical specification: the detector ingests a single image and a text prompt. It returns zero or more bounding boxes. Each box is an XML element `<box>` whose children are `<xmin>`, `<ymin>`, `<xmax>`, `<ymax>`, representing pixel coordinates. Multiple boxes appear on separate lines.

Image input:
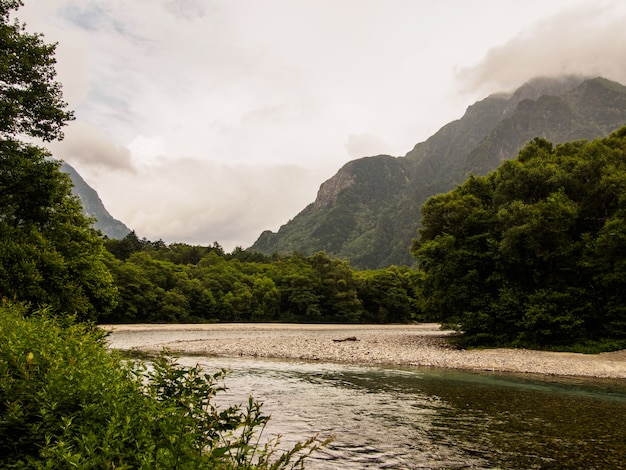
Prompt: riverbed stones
<box><xmin>103</xmin><ymin>323</ymin><xmax>626</xmax><ymax>379</ymax></box>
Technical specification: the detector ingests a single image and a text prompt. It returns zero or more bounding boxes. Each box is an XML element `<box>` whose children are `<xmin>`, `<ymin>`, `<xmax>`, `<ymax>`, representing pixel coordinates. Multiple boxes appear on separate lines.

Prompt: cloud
<box><xmin>345</xmin><ymin>133</ymin><xmax>391</xmax><ymax>158</ymax></box>
<box><xmin>49</xmin><ymin>121</ymin><xmax>134</xmax><ymax>171</ymax></box>
<box><xmin>458</xmin><ymin>2</ymin><xmax>626</xmax><ymax>95</ymax></box>
<box><xmin>77</xmin><ymin>158</ymin><xmax>326</xmax><ymax>250</ymax></box>
<box><xmin>161</xmin><ymin>0</ymin><xmax>210</xmax><ymax>20</ymax></box>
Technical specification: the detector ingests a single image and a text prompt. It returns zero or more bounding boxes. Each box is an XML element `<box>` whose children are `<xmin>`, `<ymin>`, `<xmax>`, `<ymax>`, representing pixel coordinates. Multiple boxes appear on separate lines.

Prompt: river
<box><xmin>108</xmin><ymin>330</ymin><xmax>626</xmax><ymax>469</ymax></box>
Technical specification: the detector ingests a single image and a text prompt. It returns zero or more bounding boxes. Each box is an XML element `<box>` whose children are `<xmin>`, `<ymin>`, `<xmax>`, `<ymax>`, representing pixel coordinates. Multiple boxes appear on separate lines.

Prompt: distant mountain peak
<box><xmin>61</xmin><ymin>162</ymin><xmax>131</xmax><ymax>239</ymax></box>
<box><xmin>507</xmin><ymin>74</ymin><xmax>586</xmax><ymax>100</ymax></box>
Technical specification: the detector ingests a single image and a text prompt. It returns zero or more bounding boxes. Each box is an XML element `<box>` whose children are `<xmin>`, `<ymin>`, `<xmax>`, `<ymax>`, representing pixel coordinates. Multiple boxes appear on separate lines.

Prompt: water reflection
<box><xmin>174</xmin><ymin>356</ymin><xmax>626</xmax><ymax>469</ymax></box>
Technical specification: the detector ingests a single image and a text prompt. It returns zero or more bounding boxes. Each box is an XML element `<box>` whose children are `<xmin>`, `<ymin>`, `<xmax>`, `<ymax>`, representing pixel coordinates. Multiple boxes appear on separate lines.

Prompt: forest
<box><xmin>413</xmin><ymin>130</ymin><xmax>626</xmax><ymax>351</ymax></box>
<box><xmin>102</xmin><ymin>235</ymin><xmax>420</xmax><ymax>325</ymax></box>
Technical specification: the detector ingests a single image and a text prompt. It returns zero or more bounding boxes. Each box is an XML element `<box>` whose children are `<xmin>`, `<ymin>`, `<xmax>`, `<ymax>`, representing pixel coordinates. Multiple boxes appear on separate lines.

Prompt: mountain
<box><xmin>250</xmin><ymin>76</ymin><xmax>626</xmax><ymax>269</ymax></box>
<box><xmin>60</xmin><ymin>162</ymin><xmax>131</xmax><ymax>239</ymax></box>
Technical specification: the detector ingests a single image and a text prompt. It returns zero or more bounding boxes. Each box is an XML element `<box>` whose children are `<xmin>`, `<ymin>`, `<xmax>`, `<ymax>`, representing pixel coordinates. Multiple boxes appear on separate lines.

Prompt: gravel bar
<box><xmin>102</xmin><ymin>323</ymin><xmax>626</xmax><ymax>378</ymax></box>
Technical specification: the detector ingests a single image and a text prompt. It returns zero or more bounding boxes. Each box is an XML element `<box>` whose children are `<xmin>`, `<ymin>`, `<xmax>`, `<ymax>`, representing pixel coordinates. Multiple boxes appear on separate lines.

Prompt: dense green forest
<box><xmin>103</xmin><ymin>234</ymin><xmax>420</xmax><ymax>324</ymax></box>
<box><xmin>413</xmin><ymin>129</ymin><xmax>626</xmax><ymax>351</ymax></box>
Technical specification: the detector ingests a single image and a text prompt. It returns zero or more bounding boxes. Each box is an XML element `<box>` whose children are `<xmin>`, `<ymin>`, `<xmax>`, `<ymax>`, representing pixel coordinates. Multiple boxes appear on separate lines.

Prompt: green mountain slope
<box><xmin>61</xmin><ymin>162</ymin><xmax>131</xmax><ymax>239</ymax></box>
<box><xmin>250</xmin><ymin>76</ymin><xmax>626</xmax><ymax>269</ymax></box>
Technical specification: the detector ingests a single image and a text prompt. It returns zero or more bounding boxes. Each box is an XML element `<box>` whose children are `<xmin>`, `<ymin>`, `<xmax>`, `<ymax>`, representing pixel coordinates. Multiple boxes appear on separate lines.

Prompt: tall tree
<box><xmin>413</xmin><ymin>129</ymin><xmax>626</xmax><ymax>349</ymax></box>
<box><xmin>0</xmin><ymin>0</ymin><xmax>116</xmax><ymax>320</ymax></box>
<box><xmin>0</xmin><ymin>0</ymin><xmax>73</xmax><ymax>140</ymax></box>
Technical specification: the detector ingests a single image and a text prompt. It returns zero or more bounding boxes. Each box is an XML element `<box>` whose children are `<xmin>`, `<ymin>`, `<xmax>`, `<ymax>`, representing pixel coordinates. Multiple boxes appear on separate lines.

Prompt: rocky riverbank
<box><xmin>102</xmin><ymin>323</ymin><xmax>626</xmax><ymax>378</ymax></box>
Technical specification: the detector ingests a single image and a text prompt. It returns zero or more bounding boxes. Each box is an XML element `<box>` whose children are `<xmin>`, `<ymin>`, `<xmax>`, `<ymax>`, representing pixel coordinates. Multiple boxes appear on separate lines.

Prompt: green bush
<box><xmin>0</xmin><ymin>302</ymin><xmax>328</xmax><ymax>468</ymax></box>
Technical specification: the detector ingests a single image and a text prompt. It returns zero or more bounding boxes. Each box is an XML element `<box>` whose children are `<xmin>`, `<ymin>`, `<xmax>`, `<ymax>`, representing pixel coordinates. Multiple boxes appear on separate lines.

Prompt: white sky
<box><xmin>18</xmin><ymin>0</ymin><xmax>626</xmax><ymax>250</ymax></box>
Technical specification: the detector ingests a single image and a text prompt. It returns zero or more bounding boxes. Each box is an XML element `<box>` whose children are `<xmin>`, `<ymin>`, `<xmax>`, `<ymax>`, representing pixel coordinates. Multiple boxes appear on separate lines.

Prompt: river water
<box><xmin>108</xmin><ymin>332</ymin><xmax>626</xmax><ymax>469</ymax></box>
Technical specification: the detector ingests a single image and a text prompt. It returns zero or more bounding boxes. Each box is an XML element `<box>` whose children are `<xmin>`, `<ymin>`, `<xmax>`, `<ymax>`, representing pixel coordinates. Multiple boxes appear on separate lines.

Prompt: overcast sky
<box><xmin>18</xmin><ymin>0</ymin><xmax>626</xmax><ymax>250</ymax></box>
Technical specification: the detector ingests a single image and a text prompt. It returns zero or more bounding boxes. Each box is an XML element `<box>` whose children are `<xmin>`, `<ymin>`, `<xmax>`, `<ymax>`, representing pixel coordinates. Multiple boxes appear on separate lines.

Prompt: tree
<box><xmin>413</xmin><ymin>130</ymin><xmax>626</xmax><ymax>349</ymax></box>
<box><xmin>355</xmin><ymin>266</ymin><xmax>418</xmax><ymax>323</ymax></box>
<box><xmin>0</xmin><ymin>1</ymin><xmax>73</xmax><ymax>141</ymax></box>
<box><xmin>307</xmin><ymin>252</ymin><xmax>362</xmax><ymax>322</ymax></box>
<box><xmin>0</xmin><ymin>1</ymin><xmax>116</xmax><ymax>320</ymax></box>
<box><xmin>0</xmin><ymin>141</ymin><xmax>118</xmax><ymax>320</ymax></box>
<box><xmin>105</xmin><ymin>230</ymin><xmax>144</xmax><ymax>260</ymax></box>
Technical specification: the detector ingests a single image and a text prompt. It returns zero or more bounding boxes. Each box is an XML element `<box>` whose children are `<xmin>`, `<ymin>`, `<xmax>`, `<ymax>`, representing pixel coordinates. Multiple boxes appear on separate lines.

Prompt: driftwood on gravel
<box><xmin>333</xmin><ymin>336</ymin><xmax>358</xmax><ymax>343</ymax></box>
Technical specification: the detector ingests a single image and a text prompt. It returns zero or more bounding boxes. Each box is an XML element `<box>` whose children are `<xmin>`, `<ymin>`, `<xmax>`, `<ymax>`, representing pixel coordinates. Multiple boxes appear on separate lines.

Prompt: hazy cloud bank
<box><xmin>459</xmin><ymin>3</ymin><xmax>626</xmax><ymax>95</ymax></box>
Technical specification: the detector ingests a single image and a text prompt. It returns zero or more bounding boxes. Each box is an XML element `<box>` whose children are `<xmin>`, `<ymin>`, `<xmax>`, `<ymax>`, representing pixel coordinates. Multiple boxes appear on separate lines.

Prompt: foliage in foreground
<box><xmin>0</xmin><ymin>302</ymin><xmax>328</xmax><ymax>468</ymax></box>
<box><xmin>413</xmin><ymin>128</ymin><xmax>626</xmax><ymax>350</ymax></box>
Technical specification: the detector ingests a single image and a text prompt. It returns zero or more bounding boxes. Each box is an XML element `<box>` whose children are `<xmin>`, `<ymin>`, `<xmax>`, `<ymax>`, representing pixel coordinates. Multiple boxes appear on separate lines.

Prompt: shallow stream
<box><xmin>108</xmin><ymin>330</ymin><xmax>626</xmax><ymax>469</ymax></box>
<box><xmin>169</xmin><ymin>355</ymin><xmax>626</xmax><ymax>469</ymax></box>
